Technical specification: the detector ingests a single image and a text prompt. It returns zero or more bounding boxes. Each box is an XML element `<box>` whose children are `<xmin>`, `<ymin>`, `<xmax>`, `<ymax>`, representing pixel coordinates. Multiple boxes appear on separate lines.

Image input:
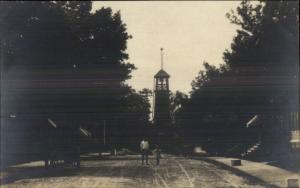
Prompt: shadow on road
<box><xmin>81</xmin><ymin>155</ymin><xmax>142</xmax><ymax>161</ymax></box>
<box><xmin>1</xmin><ymin>166</ymin><xmax>79</xmax><ymax>185</ymax></box>
<box><xmin>1</xmin><ymin>155</ymin><xmax>153</xmax><ymax>186</ymax></box>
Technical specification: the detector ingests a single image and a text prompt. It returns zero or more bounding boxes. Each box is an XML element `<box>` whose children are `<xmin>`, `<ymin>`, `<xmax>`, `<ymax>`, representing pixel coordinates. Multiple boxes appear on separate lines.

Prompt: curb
<box><xmin>191</xmin><ymin>156</ymin><xmax>280</xmax><ymax>188</ymax></box>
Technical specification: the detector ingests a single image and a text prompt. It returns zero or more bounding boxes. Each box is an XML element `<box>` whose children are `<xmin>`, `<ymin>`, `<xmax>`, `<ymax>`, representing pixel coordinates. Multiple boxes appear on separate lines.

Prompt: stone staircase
<box><xmin>241</xmin><ymin>142</ymin><xmax>261</xmax><ymax>158</ymax></box>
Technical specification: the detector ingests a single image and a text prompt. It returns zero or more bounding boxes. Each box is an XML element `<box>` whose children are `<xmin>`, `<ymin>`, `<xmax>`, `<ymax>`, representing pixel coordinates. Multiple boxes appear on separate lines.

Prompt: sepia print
<box><xmin>0</xmin><ymin>1</ymin><xmax>299</xmax><ymax>188</ymax></box>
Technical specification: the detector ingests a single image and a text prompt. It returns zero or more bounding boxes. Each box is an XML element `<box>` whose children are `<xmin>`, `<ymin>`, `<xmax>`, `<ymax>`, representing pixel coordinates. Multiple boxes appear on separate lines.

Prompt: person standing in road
<box><xmin>152</xmin><ymin>144</ymin><xmax>161</xmax><ymax>165</ymax></box>
<box><xmin>140</xmin><ymin>138</ymin><xmax>150</xmax><ymax>165</ymax></box>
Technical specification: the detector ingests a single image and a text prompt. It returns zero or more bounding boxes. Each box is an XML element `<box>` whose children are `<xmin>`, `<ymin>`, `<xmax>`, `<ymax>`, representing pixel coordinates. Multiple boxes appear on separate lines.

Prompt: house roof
<box><xmin>154</xmin><ymin>69</ymin><xmax>170</xmax><ymax>78</ymax></box>
<box><xmin>246</xmin><ymin>115</ymin><xmax>260</xmax><ymax>128</ymax></box>
<box><xmin>79</xmin><ymin>127</ymin><xmax>92</xmax><ymax>137</ymax></box>
<box><xmin>48</xmin><ymin>118</ymin><xmax>57</xmax><ymax>128</ymax></box>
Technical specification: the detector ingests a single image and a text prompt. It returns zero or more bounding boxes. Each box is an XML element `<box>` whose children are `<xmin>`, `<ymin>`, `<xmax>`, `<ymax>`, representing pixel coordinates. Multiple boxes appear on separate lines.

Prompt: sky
<box><xmin>92</xmin><ymin>1</ymin><xmax>240</xmax><ymax>94</ymax></box>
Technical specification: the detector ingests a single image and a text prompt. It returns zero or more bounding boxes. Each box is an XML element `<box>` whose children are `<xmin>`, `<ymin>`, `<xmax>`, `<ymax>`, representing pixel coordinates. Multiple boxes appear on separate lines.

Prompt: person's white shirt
<box><xmin>140</xmin><ymin>140</ymin><xmax>149</xmax><ymax>150</ymax></box>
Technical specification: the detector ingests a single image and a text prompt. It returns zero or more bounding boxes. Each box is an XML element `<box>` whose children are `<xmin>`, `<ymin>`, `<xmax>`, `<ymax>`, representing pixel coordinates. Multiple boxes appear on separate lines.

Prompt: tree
<box><xmin>170</xmin><ymin>90</ymin><xmax>188</xmax><ymax>124</ymax></box>
<box><xmin>0</xmin><ymin>1</ymin><xmax>150</xmax><ymax>163</ymax></box>
<box><xmin>224</xmin><ymin>1</ymin><xmax>299</xmax><ymax>68</ymax></box>
<box><xmin>111</xmin><ymin>88</ymin><xmax>151</xmax><ymax>149</ymax></box>
<box><xmin>223</xmin><ymin>0</ymin><xmax>298</xmax><ymax>114</ymax></box>
<box><xmin>191</xmin><ymin>62</ymin><xmax>229</xmax><ymax>94</ymax></box>
<box><xmin>0</xmin><ymin>1</ymin><xmax>135</xmax><ymax>118</ymax></box>
<box><xmin>177</xmin><ymin>0</ymin><xmax>299</xmax><ymax>156</ymax></box>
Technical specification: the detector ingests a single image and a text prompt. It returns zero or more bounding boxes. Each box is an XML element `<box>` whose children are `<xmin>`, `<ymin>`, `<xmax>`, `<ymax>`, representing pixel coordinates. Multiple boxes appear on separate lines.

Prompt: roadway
<box><xmin>1</xmin><ymin>154</ymin><xmax>267</xmax><ymax>188</ymax></box>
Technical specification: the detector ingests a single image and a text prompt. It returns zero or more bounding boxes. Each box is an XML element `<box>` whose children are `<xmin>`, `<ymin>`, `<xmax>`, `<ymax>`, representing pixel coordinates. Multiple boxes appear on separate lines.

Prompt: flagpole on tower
<box><xmin>160</xmin><ymin>48</ymin><xmax>164</xmax><ymax>70</ymax></box>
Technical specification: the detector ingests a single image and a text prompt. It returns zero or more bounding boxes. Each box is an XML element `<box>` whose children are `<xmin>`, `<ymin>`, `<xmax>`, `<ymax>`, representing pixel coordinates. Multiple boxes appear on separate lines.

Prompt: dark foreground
<box><xmin>1</xmin><ymin>154</ymin><xmax>269</xmax><ymax>188</ymax></box>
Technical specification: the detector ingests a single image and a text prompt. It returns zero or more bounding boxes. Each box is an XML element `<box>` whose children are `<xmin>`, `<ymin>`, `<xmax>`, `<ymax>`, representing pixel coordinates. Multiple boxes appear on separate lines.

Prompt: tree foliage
<box><xmin>0</xmin><ymin>1</ymin><xmax>136</xmax><ymax>117</ymax></box>
<box><xmin>0</xmin><ymin>1</ymin><xmax>151</xmax><ymax>162</ymax></box>
<box><xmin>224</xmin><ymin>1</ymin><xmax>299</xmax><ymax>68</ymax></box>
<box><xmin>176</xmin><ymin>0</ymin><xmax>299</xmax><ymax>156</ymax></box>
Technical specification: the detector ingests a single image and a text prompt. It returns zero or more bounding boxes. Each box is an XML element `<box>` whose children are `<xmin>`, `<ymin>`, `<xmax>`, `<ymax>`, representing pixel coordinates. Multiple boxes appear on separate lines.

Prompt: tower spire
<box><xmin>160</xmin><ymin>48</ymin><xmax>164</xmax><ymax>70</ymax></box>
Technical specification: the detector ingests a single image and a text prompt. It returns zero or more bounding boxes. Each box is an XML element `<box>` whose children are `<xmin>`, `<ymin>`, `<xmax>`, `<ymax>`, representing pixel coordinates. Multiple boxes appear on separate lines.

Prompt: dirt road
<box><xmin>1</xmin><ymin>154</ymin><xmax>268</xmax><ymax>188</ymax></box>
